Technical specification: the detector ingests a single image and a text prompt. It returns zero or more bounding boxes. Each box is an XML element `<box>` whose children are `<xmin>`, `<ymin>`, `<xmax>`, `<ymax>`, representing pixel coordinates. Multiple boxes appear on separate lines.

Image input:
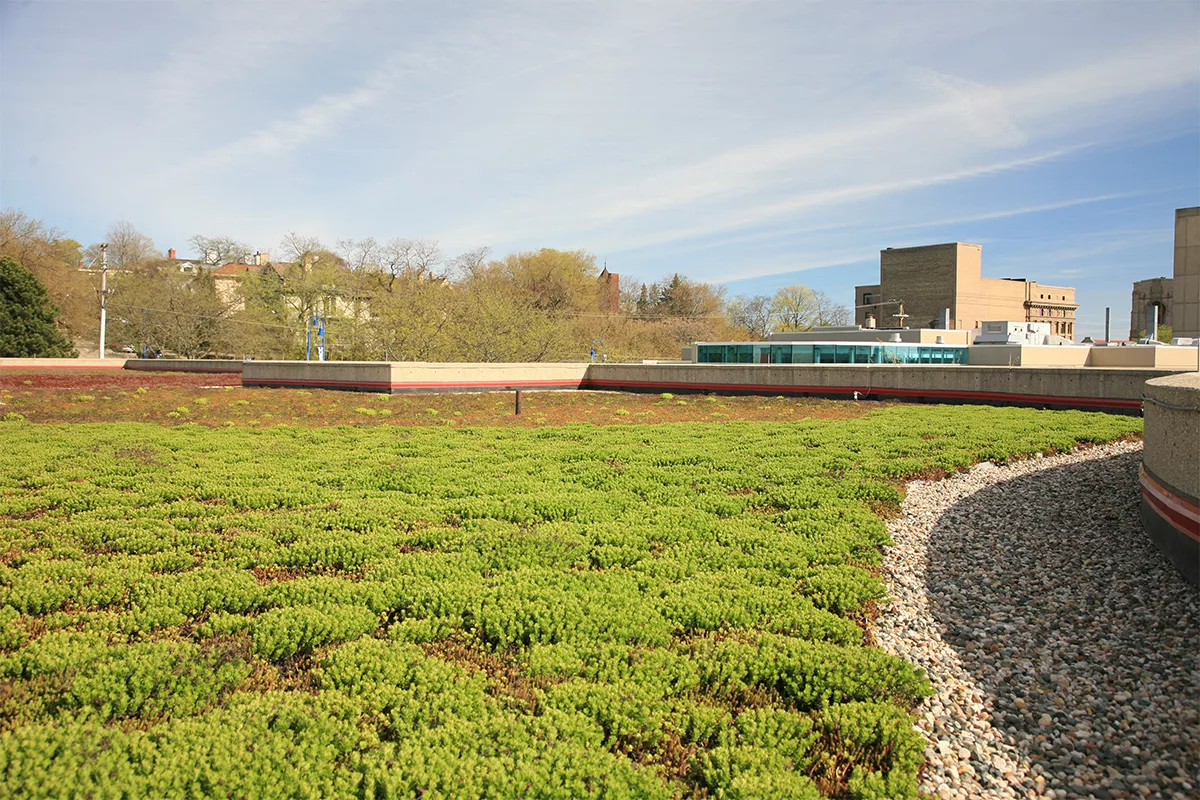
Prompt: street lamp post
<box><xmin>98</xmin><ymin>244</ymin><xmax>109</xmax><ymax>358</ymax></box>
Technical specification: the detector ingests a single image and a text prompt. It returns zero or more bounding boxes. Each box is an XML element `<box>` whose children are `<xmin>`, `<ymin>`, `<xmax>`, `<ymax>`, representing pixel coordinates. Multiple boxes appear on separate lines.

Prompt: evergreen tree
<box><xmin>0</xmin><ymin>256</ymin><xmax>77</xmax><ymax>357</ymax></box>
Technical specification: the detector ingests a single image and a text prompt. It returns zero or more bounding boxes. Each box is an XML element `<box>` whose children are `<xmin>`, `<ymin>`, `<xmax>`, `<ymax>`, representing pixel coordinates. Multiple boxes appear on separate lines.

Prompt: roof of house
<box><xmin>212</xmin><ymin>262</ymin><xmax>270</xmax><ymax>278</ymax></box>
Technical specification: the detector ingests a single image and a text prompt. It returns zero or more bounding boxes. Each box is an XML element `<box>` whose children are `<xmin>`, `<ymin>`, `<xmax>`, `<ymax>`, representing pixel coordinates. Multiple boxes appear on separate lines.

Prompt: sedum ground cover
<box><xmin>0</xmin><ymin>403</ymin><xmax>1139</xmax><ymax>799</ymax></box>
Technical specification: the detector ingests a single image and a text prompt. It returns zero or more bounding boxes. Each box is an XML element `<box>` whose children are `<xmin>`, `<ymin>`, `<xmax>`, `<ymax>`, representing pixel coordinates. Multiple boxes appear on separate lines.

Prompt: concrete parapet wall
<box><xmin>125</xmin><ymin>359</ymin><xmax>244</xmax><ymax>374</ymax></box>
<box><xmin>243</xmin><ymin>361</ymin><xmax>394</xmax><ymax>392</ymax></box>
<box><xmin>967</xmin><ymin>346</ymin><xmax>1089</xmax><ymax>367</ymax></box>
<box><xmin>1140</xmin><ymin>372</ymin><xmax>1200</xmax><ymax>584</ymax></box>
<box><xmin>1088</xmin><ymin>346</ymin><xmax>1198</xmax><ymax>369</ymax></box>
<box><xmin>388</xmin><ymin>363</ymin><xmax>588</xmax><ymax>393</ymax></box>
<box><xmin>583</xmin><ymin>363</ymin><xmax>1177</xmax><ymax>412</ymax></box>
<box><xmin>241</xmin><ymin>361</ymin><xmax>589</xmax><ymax>393</ymax></box>
<box><xmin>0</xmin><ymin>358</ymin><xmax>125</xmax><ymax>369</ymax></box>
<box><xmin>966</xmin><ymin>345</ymin><xmax>1198</xmax><ymax>369</ymax></box>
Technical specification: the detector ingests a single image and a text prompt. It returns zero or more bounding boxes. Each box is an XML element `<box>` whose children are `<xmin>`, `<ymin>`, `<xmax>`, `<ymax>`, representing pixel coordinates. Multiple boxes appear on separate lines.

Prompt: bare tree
<box><xmin>188</xmin><ymin>234</ymin><xmax>253</xmax><ymax>265</ymax></box>
<box><xmin>447</xmin><ymin>246</ymin><xmax>491</xmax><ymax>282</ymax></box>
<box><xmin>772</xmin><ymin>285</ymin><xmax>850</xmax><ymax>331</ymax></box>
<box><xmin>278</xmin><ymin>232</ymin><xmax>325</xmax><ymax>264</ymax></box>
<box><xmin>84</xmin><ymin>221</ymin><xmax>158</xmax><ymax>271</ymax></box>
<box><xmin>336</xmin><ymin>237</ymin><xmax>380</xmax><ymax>272</ymax></box>
<box><xmin>381</xmin><ymin>238</ymin><xmax>442</xmax><ymax>280</ymax></box>
<box><xmin>726</xmin><ymin>294</ymin><xmax>774</xmax><ymax>339</ymax></box>
<box><xmin>811</xmin><ymin>290</ymin><xmax>851</xmax><ymax>326</ymax></box>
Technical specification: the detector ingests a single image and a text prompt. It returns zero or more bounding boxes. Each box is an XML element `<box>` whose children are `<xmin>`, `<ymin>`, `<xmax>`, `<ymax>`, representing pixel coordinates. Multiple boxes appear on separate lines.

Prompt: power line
<box><xmin>107</xmin><ymin>301</ymin><xmax>303</xmax><ymax>332</ymax></box>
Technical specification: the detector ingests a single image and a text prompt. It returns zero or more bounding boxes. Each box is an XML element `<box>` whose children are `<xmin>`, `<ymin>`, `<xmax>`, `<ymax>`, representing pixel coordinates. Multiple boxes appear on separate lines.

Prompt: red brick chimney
<box><xmin>168</xmin><ymin>248</ymin><xmax>176</xmax><ymax>260</ymax></box>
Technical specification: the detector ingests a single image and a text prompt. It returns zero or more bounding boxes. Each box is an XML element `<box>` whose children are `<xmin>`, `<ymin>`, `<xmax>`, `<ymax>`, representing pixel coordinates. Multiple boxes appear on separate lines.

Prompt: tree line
<box><xmin>0</xmin><ymin>209</ymin><xmax>849</xmax><ymax>361</ymax></box>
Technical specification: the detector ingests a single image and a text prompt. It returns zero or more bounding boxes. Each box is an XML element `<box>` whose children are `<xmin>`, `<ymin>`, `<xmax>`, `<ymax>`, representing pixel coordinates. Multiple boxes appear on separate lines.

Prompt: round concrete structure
<box><xmin>1141</xmin><ymin>372</ymin><xmax>1200</xmax><ymax>585</ymax></box>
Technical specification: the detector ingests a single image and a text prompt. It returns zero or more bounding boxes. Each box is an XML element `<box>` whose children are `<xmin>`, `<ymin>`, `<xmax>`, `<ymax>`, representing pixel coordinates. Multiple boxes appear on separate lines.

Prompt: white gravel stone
<box><xmin>870</xmin><ymin>440</ymin><xmax>1199</xmax><ymax>800</ymax></box>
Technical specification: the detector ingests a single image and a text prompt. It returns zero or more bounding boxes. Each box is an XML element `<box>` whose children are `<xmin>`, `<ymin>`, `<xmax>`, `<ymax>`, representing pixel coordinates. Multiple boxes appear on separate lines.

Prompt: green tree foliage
<box><xmin>108</xmin><ymin>260</ymin><xmax>229</xmax><ymax>358</ymax></box>
<box><xmin>0</xmin><ymin>255</ymin><xmax>76</xmax><ymax>357</ymax></box>
<box><xmin>0</xmin><ymin>211</ymin><xmax>795</xmax><ymax>362</ymax></box>
<box><xmin>0</xmin><ymin>210</ymin><xmax>93</xmax><ymax>343</ymax></box>
<box><xmin>1136</xmin><ymin>324</ymin><xmax>1172</xmax><ymax>342</ymax></box>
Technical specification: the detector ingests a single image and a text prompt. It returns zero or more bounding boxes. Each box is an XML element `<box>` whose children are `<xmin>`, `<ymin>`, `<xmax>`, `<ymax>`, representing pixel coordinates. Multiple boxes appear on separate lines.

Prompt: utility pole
<box><xmin>98</xmin><ymin>244</ymin><xmax>109</xmax><ymax>359</ymax></box>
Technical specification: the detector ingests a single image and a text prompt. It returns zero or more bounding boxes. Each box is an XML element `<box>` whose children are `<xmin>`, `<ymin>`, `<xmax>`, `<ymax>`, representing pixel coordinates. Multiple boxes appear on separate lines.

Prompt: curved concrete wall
<box><xmin>1140</xmin><ymin>372</ymin><xmax>1200</xmax><ymax>585</ymax></box>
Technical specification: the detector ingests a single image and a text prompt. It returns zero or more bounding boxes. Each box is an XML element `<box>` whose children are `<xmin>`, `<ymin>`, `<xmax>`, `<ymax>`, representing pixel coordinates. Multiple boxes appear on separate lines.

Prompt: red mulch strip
<box><xmin>0</xmin><ymin>370</ymin><xmax>877</xmax><ymax>427</ymax></box>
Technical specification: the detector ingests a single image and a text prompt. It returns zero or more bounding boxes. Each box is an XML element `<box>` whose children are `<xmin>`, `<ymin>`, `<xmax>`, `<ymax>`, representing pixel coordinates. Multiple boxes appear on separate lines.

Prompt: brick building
<box><xmin>854</xmin><ymin>243</ymin><xmax>1078</xmax><ymax>339</ymax></box>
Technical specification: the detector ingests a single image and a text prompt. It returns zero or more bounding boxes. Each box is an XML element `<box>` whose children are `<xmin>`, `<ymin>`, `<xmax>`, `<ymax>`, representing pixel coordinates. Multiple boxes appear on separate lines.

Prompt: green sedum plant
<box><xmin>0</xmin><ymin>405</ymin><xmax>1139</xmax><ymax>797</ymax></box>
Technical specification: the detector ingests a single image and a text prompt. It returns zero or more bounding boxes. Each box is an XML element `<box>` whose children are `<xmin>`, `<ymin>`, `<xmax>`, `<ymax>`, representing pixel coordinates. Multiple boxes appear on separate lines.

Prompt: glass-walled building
<box><xmin>695</xmin><ymin>341</ymin><xmax>969</xmax><ymax>365</ymax></box>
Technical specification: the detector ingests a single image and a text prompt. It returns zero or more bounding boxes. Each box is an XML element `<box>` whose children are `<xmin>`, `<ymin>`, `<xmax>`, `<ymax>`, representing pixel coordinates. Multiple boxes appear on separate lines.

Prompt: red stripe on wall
<box><xmin>1143</xmin><ymin>489</ymin><xmax>1200</xmax><ymax>542</ymax></box>
<box><xmin>0</xmin><ymin>364</ymin><xmax>125</xmax><ymax>370</ymax></box>
<box><xmin>1140</xmin><ymin>467</ymin><xmax>1200</xmax><ymax>540</ymax></box>
<box><xmin>244</xmin><ymin>377</ymin><xmax>393</xmax><ymax>388</ymax></box>
<box><xmin>580</xmin><ymin>378</ymin><xmax>1143</xmax><ymax>409</ymax></box>
<box><xmin>245</xmin><ymin>377</ymin><xmax>586</xmax><ymax>390</ymax></box>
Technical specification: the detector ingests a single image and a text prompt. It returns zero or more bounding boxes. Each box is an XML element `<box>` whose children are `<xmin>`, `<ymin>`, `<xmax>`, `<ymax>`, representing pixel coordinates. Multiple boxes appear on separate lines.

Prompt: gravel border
<box><xmin>872</xmin><ymin>441</ymin><xmax>1198</xmax><ymax>800</ymax></box>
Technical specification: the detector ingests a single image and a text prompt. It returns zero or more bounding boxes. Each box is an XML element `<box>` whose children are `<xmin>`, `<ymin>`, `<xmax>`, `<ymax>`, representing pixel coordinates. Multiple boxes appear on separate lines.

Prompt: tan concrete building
<box><xmin>1130</xmin><ymin>277</ymin><xmax>1173</xmax><ymax>339</ymax></box>
<box><xmin>855</xmin><ymin>243</ymin><xmax>1078</xmax><ymax>338</ymax></box>
<box><xmin>1174</xmin><ymin>207</ymin><xmax>1200</xmax><ymax>339</ymax></box>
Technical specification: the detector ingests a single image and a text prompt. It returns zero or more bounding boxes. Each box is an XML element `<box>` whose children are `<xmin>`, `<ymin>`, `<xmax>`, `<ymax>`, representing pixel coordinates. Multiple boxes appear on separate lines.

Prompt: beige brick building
<box><xmin>1173</xmin><ymin>207</ymin><xmax>1200</xmax><ymax>339</ymax></box>
<box><xmin>854</xmin><ymin>243</ymin><xmax>1078</xmax><ymax>338</ymax></box>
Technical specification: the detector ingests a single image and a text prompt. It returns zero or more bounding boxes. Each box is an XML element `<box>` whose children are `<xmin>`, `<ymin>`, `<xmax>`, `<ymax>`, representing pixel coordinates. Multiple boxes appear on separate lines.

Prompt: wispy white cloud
<box><xmin>2</xmin><ymin>0</ymin><xmax>1196</xmax><ymax>326</ymax></box>
<box><xmin>871</xmin><ymin>191</ymin><xmax>1153</xmax><ymax>233</ymax></box>
<box><xmin>596</xmin><ymin>146</ymin><xmax>1085</xmax><ymax>256</ymax></box>
<box><xmin>169</xmin><ymin>54</ymin><xmax>408</xmax><ymax>174</ymax></box>
<box><xmin>149</xmin><ymin>1</ymin><xmax>366</xmax><ymax>116</ymax></box>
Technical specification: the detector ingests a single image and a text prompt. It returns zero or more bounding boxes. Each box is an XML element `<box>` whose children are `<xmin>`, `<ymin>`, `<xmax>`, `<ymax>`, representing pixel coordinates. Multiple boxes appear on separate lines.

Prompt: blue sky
<box><xmin>2</xmin><ymin>0</ymin><xmax>1198</xmax><ymax>339</ymax></box>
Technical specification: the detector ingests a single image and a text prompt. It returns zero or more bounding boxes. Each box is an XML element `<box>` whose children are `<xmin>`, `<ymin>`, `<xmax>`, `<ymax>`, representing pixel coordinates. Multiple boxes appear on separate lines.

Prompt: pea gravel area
<box><xmin>872</xmin><ymin>440</ymin><xmax>1198</xmax><ymax>800</ymax></box>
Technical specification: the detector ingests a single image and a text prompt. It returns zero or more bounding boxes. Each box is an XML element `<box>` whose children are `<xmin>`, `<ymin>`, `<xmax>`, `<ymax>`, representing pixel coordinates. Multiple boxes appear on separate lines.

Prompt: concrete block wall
<box><xmin>243</xmin><ymin>361</ymin><xmax>394</xmax><ymax>392</ymax></box>
<box><xmin>880</xmin><ymin>244</ymin><xmax>960</xmax><ymax>329</ymax></box>
<box><xmin>125</xmin><ymin>359</ymin><xmax>244</xmax><ymax>373</ymax></box>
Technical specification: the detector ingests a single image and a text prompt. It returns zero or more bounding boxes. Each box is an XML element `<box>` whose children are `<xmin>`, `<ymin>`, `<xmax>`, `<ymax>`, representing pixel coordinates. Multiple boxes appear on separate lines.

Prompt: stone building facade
<box><xmin>854</xmin><ymin>243</ymin><xmax>1078</xmax><ymax>338</ymax></box>
<box><xmin>1130</xmin><ymin>277</ymin><xmax>1173</xmax><ymax>339</ymax></box>
<box><xmin>1173</xmin><ymin>207</ymin><xmax>1200</xmax><ymax>339</ymax></box>
<box><xmin>1128</xmin><ymin>207</ymin><xmax>1200</xmax><ymax>340</ymax></box>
